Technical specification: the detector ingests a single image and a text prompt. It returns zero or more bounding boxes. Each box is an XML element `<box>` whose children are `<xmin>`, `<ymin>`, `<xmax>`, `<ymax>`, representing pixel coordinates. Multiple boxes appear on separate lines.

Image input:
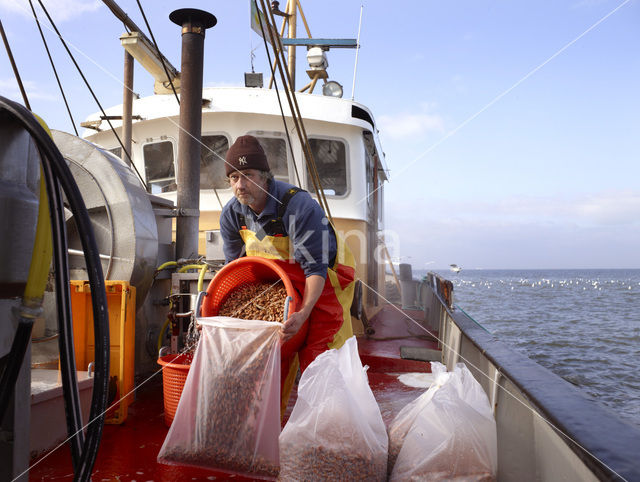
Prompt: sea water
<box><xmin>426</xmin><ymin>269</ymin><xmax>640</xmax><ymax>429</ymax></box>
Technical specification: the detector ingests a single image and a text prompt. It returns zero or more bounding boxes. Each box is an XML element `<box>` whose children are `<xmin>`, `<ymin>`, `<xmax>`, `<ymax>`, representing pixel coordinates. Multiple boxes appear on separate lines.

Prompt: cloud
<box><xmin>0</xmin><ymin>0</ymin><xmax>102</xmax><ymax>23</ymax></box>
<box><xmin>493</xmin><ymin>191</ymin><xmax>640</xmax><ymax>227</ymax></box>
<box><xmin>451</xmin><ymin>74</ymin><xmax>468</xmax><ymax>94</ymax></box>
<box><xmin>415</xmin><ymin>191</ymin><xmax>640</xmax><ymax>227</ymax></box>
<box><xmin>0</xmin><ymin>78</ymin><xmax>58</xmax><ymax>102</ymax></box>
<box><xmin>378</xmin><ymin>108</ymin><xmax>445</xmax><ymax>140</ymax></box>
<box><xmin>381</xmin><ymin>189</ymin><xmax>640</xmax><ymax>267</ymax></box>
<box><xmin>574</xmin><ymin>191</ymin><xmax>640</xmax><ymax>225</ymax></box>
<box><xmin>570</xmin><ymin>0</ymin><xmax>610</xmax><ymax>10</ymax></box>
<box><xmin>383</xmin><ymin>209</ymin><xmax>640</xmax><ymax>269</ymax></box>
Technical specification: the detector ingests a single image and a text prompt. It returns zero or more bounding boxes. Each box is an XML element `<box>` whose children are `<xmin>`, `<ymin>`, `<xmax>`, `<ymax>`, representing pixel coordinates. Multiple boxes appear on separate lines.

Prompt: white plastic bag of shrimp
<box><xmin>389</xmin><ymin>362</ymin><xmax>497</xmax><ymax>481</ymax></box>
<box><xmin>279</xmin><ymin>336</ymin><xmax>388</xmax><ymax>481</ymax></box>
<box><xmin>157</xmin><ymin>316</ymin><xmax>281</xmax><ymax>479</ymax></box>
<box><xmin>387</xmin><ymin>362</ymin><xmax>450</xmax><ymax>473</ymax></box>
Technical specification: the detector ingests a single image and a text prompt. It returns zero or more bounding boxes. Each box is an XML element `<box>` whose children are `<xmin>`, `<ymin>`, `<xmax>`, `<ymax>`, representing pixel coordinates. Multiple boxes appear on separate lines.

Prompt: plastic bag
<box><xmin>157</xmin><ymin>316</ymin><xmax>281</xmax><ymax>478</ymax></box>
<box><xmin>279</xmin><ymin>336</ymin><xmax>388</xmax><ymax>481</ymax></box>
<box><xmin>387</xmin><ymin>362</ymin><xmax>449</xmax><ymax>472</ymax></box>
<box><xmin>389</xmin><ymin>362</ymin><xmax>497</xmax><ymax>481</ymax></box>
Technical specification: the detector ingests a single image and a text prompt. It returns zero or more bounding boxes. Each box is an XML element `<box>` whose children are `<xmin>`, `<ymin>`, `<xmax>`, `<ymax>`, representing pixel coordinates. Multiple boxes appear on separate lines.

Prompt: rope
<box><xmin>255</xmin><ymin>2</ymin><xmax>302</xmax><ymax>188</ymax></box>
<box><xmin>262</xmin><ymin>0</ymin><xmax>333</xmax><ymax>219</ymax></box>
<box><xmin>135</xmin><ymin>0</ymin><xmax>180</xmax><ymax>106</ymax></box>
<box><xmin>35</xmin><ymin>0</ymin><xmax>148</xmax><ymax>191</ymax></box>
<box><xmin>27</xmin><ymin>0</ymin><xmax>78</xmax><ymax>135</ymax></box>
<box><xmin>0</xmin><ymin>19</ymin><xmax>30</xmax><ymax>110</ymax></box>
<box><xmin>255</xmin><ymin>0</ymin><xmax>333</xmax><ymax>222</ymax></box>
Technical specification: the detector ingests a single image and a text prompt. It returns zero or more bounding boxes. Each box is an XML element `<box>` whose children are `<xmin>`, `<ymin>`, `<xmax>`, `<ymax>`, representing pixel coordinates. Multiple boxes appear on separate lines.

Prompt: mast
<box><xmin>122</xmin><ymin>50</ymin><xmax>133</xmax><ymax>166</ymax></box>
<box><xmin>287</xmin><ymin>0</ymin><xmax>297</xmax><ymax>89</ymax></box>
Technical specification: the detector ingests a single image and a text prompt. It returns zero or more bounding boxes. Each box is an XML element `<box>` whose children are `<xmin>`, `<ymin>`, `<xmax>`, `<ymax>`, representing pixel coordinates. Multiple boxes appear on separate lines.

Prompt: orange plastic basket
<box><xmin>202</xmin><ymin>256</ymin><xmax>306</xmax><ymax>359</ymax></box>
<box><xmin>157</xmin><ymin>353</ymin><xmax>192</xmax><ymax>427</ymax></box>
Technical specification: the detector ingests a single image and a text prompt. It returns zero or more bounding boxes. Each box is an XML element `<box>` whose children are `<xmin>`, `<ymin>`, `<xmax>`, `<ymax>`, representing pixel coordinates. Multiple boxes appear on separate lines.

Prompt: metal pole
<box><xmin>122</xmin><ymin>50</ymin><xmax>133</xmax><ymax>166</ymax></box>
<box><xmin>287</xmin><ymin>0</ymin><xmax>297</xmax><ymax>89</ymax></box>
<box><xmin>170</xmin><ymin>8</ymin><xmax>217</xmax><ymax>260</ymax></box>
<box><xmin>102</xmin><ymin>0</ymin><xmax>146</xmax><ymax>40</ymax></box>
<box><xmin>351</xmin><ymin>4</ymin><xmax>364</xmax><ymax>101</ymax></box>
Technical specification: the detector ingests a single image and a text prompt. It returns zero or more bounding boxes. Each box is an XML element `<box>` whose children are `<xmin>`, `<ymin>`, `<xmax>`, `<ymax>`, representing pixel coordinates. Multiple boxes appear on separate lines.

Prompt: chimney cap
<box><xmin>169</xmin><ymin>8</ymin><xmax>217</xmax><ymax>29</ymax></box>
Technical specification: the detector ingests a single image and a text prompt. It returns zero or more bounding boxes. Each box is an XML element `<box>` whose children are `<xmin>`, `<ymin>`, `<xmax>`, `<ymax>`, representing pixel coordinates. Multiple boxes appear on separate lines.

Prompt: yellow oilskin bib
<box><xmin>238</xmin><ymin>224</ymin><xmax>355</xmax><ymax>352</ymax></box>
<box><xmin>239</xmin><ymin>229</ymin><xmax>289</xmax><ymax>260</ymax></box>
<box><xmin>237</xmin><ymin>222</ymin><xmax>355</xmax><ymax>418</ymax></box>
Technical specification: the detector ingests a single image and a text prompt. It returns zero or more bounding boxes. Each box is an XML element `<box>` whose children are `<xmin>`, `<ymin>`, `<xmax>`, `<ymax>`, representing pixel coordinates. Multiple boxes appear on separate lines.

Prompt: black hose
<box><xmin>0</xmin><ymin>318</ymin><xmax>34</xmax><ymax>421</ymax></box>
<box><xmin>41</xmin><ymin>155</ymin><xmax>84</xmax><ymax>468</ymax></box>
<box><xmin>0</xmin><ymin>96</ymin><xmax>110</xmax><ymax>481</ymax></box>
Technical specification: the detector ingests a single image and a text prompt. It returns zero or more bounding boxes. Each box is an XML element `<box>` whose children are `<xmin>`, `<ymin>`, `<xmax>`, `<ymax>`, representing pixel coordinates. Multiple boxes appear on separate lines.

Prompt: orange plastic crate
<box><xmin>70</xmin><ymin>280</ymin><xmax>136</xmax><ymax>424</ymax></box>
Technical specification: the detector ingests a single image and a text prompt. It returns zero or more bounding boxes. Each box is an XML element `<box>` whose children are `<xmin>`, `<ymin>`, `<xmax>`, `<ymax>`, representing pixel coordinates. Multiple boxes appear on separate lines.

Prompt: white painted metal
<box><xmin>82</xmin><ymin>87</ymin><xmax>388</xmax><ymax>223</ymax></box>
<box><xmin>438</xmin><ymin>306</ymin><xmax>605</xmax><ymax>481</ymax></box>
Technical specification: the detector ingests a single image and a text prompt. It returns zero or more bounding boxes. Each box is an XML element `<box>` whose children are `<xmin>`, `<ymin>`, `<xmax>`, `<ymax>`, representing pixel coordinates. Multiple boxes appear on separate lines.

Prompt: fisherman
<box><xmin>219</xmin><ymin>134</ymin><xmax>356</xmax><ymax>414</ymax></box>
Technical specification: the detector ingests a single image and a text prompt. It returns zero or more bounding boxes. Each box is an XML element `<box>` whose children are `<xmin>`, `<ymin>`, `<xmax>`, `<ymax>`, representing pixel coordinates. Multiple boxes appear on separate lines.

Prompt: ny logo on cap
<box><xmin>238</xmin><ymin>156</ymin><xmax>247</xmax><ymax>165</ymax></box>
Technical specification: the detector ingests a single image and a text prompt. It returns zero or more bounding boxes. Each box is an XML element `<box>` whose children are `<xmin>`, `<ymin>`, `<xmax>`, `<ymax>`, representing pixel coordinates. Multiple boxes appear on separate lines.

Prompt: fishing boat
<box><xmin>1</xmin><ymin>1</ymin><xmax>640</xmax><ymax>481</ymax></box>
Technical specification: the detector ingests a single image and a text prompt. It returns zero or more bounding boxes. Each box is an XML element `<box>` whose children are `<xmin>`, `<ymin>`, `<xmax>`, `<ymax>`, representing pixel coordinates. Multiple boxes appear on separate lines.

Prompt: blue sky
<box><xmin>1</xmin><ymin>0</ymin><xmax>639</xmax><ymax>269</ymax></box>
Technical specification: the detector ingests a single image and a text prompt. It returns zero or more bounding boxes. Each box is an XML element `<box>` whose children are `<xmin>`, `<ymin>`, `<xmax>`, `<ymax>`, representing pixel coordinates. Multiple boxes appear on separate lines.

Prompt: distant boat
<box><xmin>450</xmin><ymin>264</ymin><xmax>462</xmax><ymax>273</ymax></box>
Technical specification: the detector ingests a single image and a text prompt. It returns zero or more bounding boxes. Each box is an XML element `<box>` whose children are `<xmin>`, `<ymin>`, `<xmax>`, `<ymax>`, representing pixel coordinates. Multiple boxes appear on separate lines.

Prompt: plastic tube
<box><xmin>23</xmin><ymin>163</ymin><xmax>52</xmax><ymax>306</ymax></box>
<box><xmin>157</xmin><ymin>316</ymin><xmax>171</xmax><ymax>353</ymax></box>
<box><xmin>0</xmin><ymin>96</ymin><xmax>110</xmax><ymax>481</ymax></box>
<box><xmin>156</xmin><ymin>260</ymin><xmax>178</xmax><ymax>272</ymax></box>
<box><xmin>0</xmin><ymin>162</ymin><xmax>53</xmax><ymax>428</ymax></box>
<box><xmin>177</xmin><ymin>263</ymin><xmax>208</xmax><ymax>292</ymax></box>
<box><xmin>156</xmin><ymin>264</ymin><xmax>208</xmax><ymax>353</ymax></box>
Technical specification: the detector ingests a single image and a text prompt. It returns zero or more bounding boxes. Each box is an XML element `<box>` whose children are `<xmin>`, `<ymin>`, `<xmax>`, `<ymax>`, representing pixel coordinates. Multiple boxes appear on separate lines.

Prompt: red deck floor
<box><xmin>29</xmin><ymin>304</ymin><xmax>438</xmax><ymax>481</ymax></box>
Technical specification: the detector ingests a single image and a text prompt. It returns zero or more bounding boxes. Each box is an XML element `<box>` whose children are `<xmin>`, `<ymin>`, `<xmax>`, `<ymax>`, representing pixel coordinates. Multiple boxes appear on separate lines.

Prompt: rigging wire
<box><xmin>134</xmin><ymin>0</ymin><xmax>180</xmax><ymax>106</ymax></box>
<box><xmin>262</xmin><ymin>0</ymin><xmax>333</xmax><ymax>221</ymax></box>
<box><xmin>0</xmin><ymin>18</ymin><xmax>31</xmax><ymax>110</ymax></box>
<box><xmin>254</xmin><ymin>1</ymin><xmax>302</xmax><ymax>188</ymax></box>
<box><xmin>35</xmin><ymin>0</ymin><xmax>148</xmax><ymax>192</ymax></box>
<box><xmin>255</xmin><ymin>0</ymin><xmax>333</xmax><ymax>222</ymax></box>
<box><xmin>266</xmin><ymin>7</ymin><xmax>288</xmax><ymax>90</ymax></box>
<box><xmin>27</xmin><ymin>0</ymin><xmax>78</xmax><ymax>136</ymax></box>
<box><xmin>132</xmin><ymin>0</ymin><xmax>232</xmax><ymax>209</ymax></box>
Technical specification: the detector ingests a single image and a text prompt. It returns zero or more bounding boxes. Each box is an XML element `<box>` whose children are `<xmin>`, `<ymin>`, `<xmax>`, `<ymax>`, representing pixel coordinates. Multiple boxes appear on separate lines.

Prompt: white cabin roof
<box><xmin>83</xmin><ymin>86</ymin><xmax>388</xmax><ymax>174</ymax></box>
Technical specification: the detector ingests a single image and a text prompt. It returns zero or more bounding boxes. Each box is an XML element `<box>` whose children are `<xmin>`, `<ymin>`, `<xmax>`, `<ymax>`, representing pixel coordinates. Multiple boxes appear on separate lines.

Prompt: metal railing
<box><xmin>419</xmin><ymin>272</ymin><xmax>640</xmax><ymax>482</ymax></box>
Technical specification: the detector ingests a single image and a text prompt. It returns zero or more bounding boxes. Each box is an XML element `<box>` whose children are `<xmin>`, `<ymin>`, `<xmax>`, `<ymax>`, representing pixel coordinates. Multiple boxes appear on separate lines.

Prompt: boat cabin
<box><xmin>82</xmin><ymin>86</ymin><xmax>390</xmax><ymax>327</ymax></box>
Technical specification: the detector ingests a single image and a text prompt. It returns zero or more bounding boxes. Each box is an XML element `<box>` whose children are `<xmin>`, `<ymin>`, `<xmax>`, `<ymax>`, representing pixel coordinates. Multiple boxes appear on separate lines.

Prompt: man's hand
<box><xmin>279</xmin><ymin>274</ymin><xmax>325</xmax><ymax>342</ymax></box>
<box><xmin>281</xmin><ymin>309</ymin><xmax>309</xmax><ymax>342</ymax></box>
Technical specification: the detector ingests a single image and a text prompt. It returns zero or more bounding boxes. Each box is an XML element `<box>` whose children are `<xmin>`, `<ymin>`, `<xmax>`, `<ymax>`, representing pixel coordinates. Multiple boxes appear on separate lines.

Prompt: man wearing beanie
<box><xmin>219</xmin><ymin>134</ymin><xmax>356</xmax><ymax>415</ymax></box>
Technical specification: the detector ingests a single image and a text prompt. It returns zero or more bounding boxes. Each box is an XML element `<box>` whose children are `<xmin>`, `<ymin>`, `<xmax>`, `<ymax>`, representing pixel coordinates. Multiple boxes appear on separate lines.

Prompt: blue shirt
<box><xmin>220</xmin><ymin>180</ymin><xmax>337</xmax><ymax>278</ymax></box>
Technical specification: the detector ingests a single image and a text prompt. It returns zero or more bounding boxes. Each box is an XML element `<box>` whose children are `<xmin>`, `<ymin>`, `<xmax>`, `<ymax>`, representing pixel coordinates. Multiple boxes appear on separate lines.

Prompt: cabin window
<box><xmin>200</xmin><ymin>135</ymin><xmax>230</xmax><ymax>189</ymax></box>
<box><xmin>108</xmin><ymin>147</ymin><xmax>122</xmax><ymax>159</ymax></box>
<box><xmin>305</xmin><ymin>137</ymin><xmax>347</xmax><ymax>196</ymax></box>
<box><xmin>143</xmin><ymin>140</ymin><xmax>176</xmax><ymax>194</ymax></box>
<box><xmin>251</xmin><ymin>135</ymin><xmax>289</xmax><ymax>181</ymax></box>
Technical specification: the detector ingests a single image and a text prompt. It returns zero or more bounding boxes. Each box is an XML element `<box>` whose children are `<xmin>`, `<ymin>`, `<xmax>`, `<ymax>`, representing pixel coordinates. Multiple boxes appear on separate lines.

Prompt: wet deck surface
<box><xmin>29</xmin><ymin>305</ymin><xmax>438</xmax><ymax>481</ymax></box>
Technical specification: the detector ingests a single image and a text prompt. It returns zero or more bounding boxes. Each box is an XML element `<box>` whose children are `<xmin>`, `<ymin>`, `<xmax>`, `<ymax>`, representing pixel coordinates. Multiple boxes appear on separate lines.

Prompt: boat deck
<box><xmin>29</xmin><ymin>305</ymin><xmax>438</xmax><ymax>481</ymax></box>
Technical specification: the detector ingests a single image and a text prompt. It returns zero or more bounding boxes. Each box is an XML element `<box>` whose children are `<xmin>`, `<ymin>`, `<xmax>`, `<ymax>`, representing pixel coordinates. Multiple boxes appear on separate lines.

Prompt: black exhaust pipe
<box><xmin>170</xmin><ymin>8</ymin><xmax>217</xmax><ymax>260</ymax></box>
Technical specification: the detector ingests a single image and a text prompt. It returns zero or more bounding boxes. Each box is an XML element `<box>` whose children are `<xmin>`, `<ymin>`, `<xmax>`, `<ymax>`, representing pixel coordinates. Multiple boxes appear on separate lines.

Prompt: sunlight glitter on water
<box><xmin>426</xmin><ymin>269</ymin><xmax>640</xmax><ymax>429</ymax></box>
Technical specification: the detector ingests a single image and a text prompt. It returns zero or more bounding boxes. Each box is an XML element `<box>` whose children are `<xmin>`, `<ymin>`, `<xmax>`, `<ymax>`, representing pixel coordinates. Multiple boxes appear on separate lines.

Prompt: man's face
<box><xmin>229</xmin><ymin>169</ymin><xmax>268</xmax><ymax>207</ymax></box>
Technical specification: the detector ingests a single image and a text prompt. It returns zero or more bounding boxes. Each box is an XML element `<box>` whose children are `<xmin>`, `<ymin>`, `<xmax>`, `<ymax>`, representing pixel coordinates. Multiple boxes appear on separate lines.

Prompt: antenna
<box><xmin>351</xmin><ymin>4</ymin><xmax>364</xmax><ymax>101</ymax></box>
<box><xmin>250</xmin><ymin>45</ymin><xmax>259</xmax><ymax>73</ymax></box>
